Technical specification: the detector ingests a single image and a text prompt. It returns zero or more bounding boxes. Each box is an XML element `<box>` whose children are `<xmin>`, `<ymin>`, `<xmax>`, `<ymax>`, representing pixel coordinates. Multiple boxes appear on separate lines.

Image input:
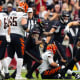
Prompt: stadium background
<box><xmin>3</xmin><ymin>0</ymin><xmax>80</xmax><ymax>71</ymax></box>
<box><xmin>0</xmin><ymin>0</ymin><xmax>80</xmax><ymax>79</ymax></box>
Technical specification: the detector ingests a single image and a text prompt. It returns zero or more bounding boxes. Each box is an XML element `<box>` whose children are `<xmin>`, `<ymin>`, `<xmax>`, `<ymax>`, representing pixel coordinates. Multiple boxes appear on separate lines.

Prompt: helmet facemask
<box><xmin>60</xmin><ymin>11</ymin><xmax>70</xmax><ymax>24</ymax></box>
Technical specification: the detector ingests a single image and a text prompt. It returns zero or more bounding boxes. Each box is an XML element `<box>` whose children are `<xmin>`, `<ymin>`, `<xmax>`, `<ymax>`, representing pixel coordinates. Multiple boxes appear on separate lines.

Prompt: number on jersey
<box><xmin>9</xmin><ymin>17</ymin><xmax>17</xmax><ymax>26</ymax></box>
<box><xmin>4</xmin><ymin>17</ymin><xmax>8</xmax><ymax>29</ymax></box>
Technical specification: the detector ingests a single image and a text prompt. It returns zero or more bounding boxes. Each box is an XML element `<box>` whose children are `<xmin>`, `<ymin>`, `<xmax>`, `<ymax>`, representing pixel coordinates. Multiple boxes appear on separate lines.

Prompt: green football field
<box><xmin>3</xmin><ymin>69</ymin><xmax>80</xmax><ymax>80</ymax></box>
<box><xmin>4</xmin><ymin>69</ymin><xmax>42</xmax><ymax>80</ymax></box>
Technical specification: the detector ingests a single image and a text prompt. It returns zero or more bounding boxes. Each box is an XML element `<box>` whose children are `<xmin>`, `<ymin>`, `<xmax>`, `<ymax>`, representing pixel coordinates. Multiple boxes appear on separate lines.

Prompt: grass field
<box><xmin>2</xmin><ymin>69</ymin><xmax>80</xmax><ymax>80</ymax></box>
<box><xmin>3</xmin><ymin>69</ymin><xmax>42</xmax><ymax>80</ymax></box>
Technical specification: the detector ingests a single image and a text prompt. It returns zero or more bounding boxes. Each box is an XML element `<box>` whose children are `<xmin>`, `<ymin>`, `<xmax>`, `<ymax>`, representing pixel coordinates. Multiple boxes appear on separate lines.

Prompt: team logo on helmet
<box><xmin>18</xmin><ymin>2</ymin><xmax>28</xmax><ymax>12</ymax></box>
<box><xmin>47</xmin><ymin>43</ymin><xmax>57</xmax><ymax>54</ymax></box>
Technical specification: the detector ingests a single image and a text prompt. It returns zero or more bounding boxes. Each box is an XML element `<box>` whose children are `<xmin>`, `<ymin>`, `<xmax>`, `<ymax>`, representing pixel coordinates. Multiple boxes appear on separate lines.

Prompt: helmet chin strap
<box><xmin>60</xmin><ymin>19</ymin><xmax>68</xmax><ymax>24</ymax></box>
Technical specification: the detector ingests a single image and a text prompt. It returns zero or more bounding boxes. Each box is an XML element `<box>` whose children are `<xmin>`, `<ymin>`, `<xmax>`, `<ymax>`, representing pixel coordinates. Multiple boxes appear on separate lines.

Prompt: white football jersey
<box><xmin>9</xmin><ymin>11</ymin><xmax>28</xmax><ymax>36</ymax></box>
<box><xmin>0</xmin><ymin>12</ymin><xmax>8</xmax><ymax>36</ymax></box>
<box><xmin>38</xmin><ymin>50</ymin><xmax>54</xmax><ymax>74</ymax></box>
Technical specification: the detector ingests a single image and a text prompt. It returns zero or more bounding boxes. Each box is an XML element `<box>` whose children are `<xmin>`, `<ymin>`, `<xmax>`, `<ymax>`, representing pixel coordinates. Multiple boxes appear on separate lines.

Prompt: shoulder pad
<box><xmin>10</xmin><ymin>11</ymin><xmax>17</xmax><ymax>16</ymax></box>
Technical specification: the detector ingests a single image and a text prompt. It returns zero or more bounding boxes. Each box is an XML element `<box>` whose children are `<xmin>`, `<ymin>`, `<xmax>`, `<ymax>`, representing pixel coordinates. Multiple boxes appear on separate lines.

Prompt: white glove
<box><xmin>57</xmin><ymin>64</ymin><xmax>59</xmax><ymax>67</ymax></box>
<box><xmin>67</xmin><ymin>69</ymin><xmax>72</xmax><ymax>75</ymax></box>
<box><xmin>6</xmin><ymin>34</ymin><xmax>11</xmax><ymax>43</ymax></box>
<box><xmin>61</xmin><ymin>65</ymin><xmax>65</xmax><ymax>69</ymax></box>
<box><xmin>42</xmin><ymin>38</ymin><xmax>46</xmax><ymax>43</ymax></box>
<box><xmin>64</xmin><ymin>25</ymin><xmax>70</xmax><ymax>34</ymax></box>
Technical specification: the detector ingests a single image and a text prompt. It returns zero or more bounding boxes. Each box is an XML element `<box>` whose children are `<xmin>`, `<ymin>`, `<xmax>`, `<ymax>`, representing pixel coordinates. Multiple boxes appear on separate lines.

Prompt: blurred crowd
<box><xmin>0</xmin><ymin>0</ymin><xmax>80</xmax><ymax>67</ymax></box>
<box><xmin>0</xmin><ymin>0</ymin><xmax>80</xmax><ymax>20</ymax></box>
<box><xmin>0</xmin><ymin>0</ymin><xmax>80</xmax><ymax>79</ymax></box>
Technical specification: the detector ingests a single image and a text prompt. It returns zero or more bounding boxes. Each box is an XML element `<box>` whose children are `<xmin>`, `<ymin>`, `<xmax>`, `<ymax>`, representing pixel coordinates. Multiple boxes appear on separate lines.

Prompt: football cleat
<box><xmin>5</xmin><ymin>73</ymin><xmax>10</xmax><ymax>79</ymax></box>
<box><xmin>15</xmin><ymin>75</ymin><xmax>26</xmax><ymax>80</ymax></box>
<box><xmin>75</xmin><ymin>73</ymin><xmax>80</xmax><ymax>79</ymax></box>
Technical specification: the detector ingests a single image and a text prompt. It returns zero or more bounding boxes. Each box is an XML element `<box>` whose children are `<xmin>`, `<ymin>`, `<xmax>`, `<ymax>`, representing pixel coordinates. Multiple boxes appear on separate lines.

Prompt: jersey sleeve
<box><xmin>52</xmin><ymin>25</ymin><xmax>57</xmax><ymax>29</ymax></box>
<box><xmin>52</xmin><ymin>21</ymin><xmax>59</xmax><ymax>29</ymax></box>
<box><xmin>0</xmin><ymin>13</ymin><xmax>7</xmax><ymax>20</ymax></box>
<box><xmin>46</xmin><ymin>51</ymin><xmax>54</xmax><ymax>64</ymax></box>
<box><xmin>9</xmin><ymin>11</ymin><xmax>16</xmax><ymax>17</ymax></box>
<box><xmin>0</xmin><ymin>15</ymin><xmax>3</xmax><ymax>20</ymax></box>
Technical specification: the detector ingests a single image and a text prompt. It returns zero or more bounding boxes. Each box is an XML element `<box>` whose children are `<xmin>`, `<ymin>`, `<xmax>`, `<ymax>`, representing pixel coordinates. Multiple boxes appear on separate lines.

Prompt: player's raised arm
<box><xmin>46</xmin><ymin>25</ymin><xmax>57</xmax><ymax>43</ymax></box>
<box><xmin>67</xmin><ymin>21</ymin><xmax>80</xmax><ymax>27</ymax></box>
<box><xmin>64</xmin><ymin>21</ymin><xmax>80</xmax><ymax>34</ymax></box>
<box><xmin>43</xmin><ymin>28</ymin><xmax>56</xmax><ymax>36</ymax></box>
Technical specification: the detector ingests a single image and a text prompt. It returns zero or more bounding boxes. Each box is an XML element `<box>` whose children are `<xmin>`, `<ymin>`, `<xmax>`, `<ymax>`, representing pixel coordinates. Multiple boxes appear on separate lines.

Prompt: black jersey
<box><xmin>69</xmin><ymin>25</ymin><xmax>79</xmax><ymax>44</ymax></box>
<box><xmin>26</xmin><ymin>26</ymin><xmax>40</xmax><ymax>50</ymax></box>
<box><xmin>53</xmin><ymin>21</ymin><xmax>68</xmax><ymax>43</ymax></box>
<box><xmin>73</xmin><ymin>27</ymin><xmax>80</xmax><ymax>45</ymax></box>
<box><xmin>25</xmin><ymin>27</ymin><xmax>42</xmax><ymax>60</ymax></box>
<box><xmin>26</xmin><ymin>35</ymin><xmax>38</xmax><ymax>49</ymax></box>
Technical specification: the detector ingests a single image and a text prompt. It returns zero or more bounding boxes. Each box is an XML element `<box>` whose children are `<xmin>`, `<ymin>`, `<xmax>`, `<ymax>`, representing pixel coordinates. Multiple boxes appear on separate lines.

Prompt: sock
<box><xmin>27</xmin><ymin>62</ymin><xmax>40</xmax><ymax>77</ymax></box>
<box><xmin>0</xmin><ymin>61</ymin><xmax>2</xmax><ymax>71</ymax></box>
<box><xmin>16</xmin><ymin>58</ymin><xmax>23</xmax><ymax>76</ymax></box>
<box><xmin>76</xmin><ymin>63</ymin><xmax>80</xmax><ymax>70</ymax></box>
<box><xmin>1</xmin><ymin>59</ymin><xmax>8</xmax><ymax>73</ymax></box>
<box><xmin>6</xmin><ymin>57</ymin><xmax>12</xmax><ymax>66</ymax></box>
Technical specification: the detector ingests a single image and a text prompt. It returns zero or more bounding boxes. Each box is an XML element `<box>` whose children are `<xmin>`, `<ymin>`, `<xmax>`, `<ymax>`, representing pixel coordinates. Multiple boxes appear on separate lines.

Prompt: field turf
<box><xmin>2</xmin><ymin>69</ymin><xmax>80</xmax><ymax>80</ymax></box>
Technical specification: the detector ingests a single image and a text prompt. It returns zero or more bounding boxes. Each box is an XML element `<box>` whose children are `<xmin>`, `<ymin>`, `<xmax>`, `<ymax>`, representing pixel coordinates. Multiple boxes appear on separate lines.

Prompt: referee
<box><xmin>27</xmin><ymin>8</ymin><xmax>37</xmax><ymax>35</ymax></box>
<box><xmin>23</xmin><ymin>7</ymin><xmax>37</xmax><ymax>78</ymax></box>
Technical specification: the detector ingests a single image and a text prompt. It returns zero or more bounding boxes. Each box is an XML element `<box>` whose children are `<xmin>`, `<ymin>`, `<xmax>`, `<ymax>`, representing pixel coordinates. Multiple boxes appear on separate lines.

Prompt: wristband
<box><xmin>57</xmin><ymin>64</ymin><xmax>59</xmax><ymax>67</ymax></box>
<box><xmin>61</xmin><ymin>65</ymin><xmax>65</xmax><ymax>69</ymax></box>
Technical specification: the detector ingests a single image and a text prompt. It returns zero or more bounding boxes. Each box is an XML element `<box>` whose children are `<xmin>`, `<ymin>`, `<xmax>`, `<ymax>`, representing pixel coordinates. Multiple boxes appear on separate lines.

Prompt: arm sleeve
<box><xmin>52</xmin><ymin>25</ymin><xmax>57</xmax><ymax>29</ymax></box>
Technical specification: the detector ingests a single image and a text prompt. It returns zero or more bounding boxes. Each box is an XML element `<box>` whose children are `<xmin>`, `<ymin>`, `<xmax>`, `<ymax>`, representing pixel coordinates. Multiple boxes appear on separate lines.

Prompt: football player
<box><xmin>46</xmin><ymin>11</ymin><xmax>71</xmax><ymax>65</ymax></box>
<box><xmin>62</xmin><ymin>21</ymin><xmax>80</xmax><ymax>77</ymax></box>
<box><xmin>6</xmin><ymin>4</ymin><xmax>28</xmax><ymax>80</ymax></box>
<box><xmin>25</xmin><ymin>22</ymin><xmax>57</xmax><ymax>79</ymax></box>
<box><xmin>0</xmin><ymin>9</ymin><xmax>10</xmax><ymax>79</ymax></box>
<box><xmin>38</xmin><ymin>43</ymin><xmax>80</xmax><ymax>79</ymax></box>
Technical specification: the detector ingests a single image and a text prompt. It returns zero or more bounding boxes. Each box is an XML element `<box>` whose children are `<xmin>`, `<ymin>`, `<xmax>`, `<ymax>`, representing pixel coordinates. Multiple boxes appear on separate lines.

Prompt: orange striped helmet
<box><xmin>47</xmin><ymin>43</ymin><xmax>57</xmax><ymax>54</ymax></box>
<box><xmin>18</xmin><ymin>2</ymin><xmax>28</xmax><ymax>12</ymax></box>
<box><xmin>0</xmin><ymin>6</ymin><xmax>2</xmax><ymax>12</ymax></box>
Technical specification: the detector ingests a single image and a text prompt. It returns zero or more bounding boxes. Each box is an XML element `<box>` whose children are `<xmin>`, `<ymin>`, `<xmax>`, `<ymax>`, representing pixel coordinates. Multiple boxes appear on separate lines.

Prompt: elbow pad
<box><xmin>22</xmin><ymin>24</ymin><xmax>28</xmax><ymax>30</ymax></box>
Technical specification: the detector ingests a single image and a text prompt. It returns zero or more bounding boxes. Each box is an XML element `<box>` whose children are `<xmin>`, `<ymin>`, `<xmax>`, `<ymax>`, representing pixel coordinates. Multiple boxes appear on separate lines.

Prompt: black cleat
<box><xmin>66</xmin><ymin>74</ymin><xmax>72</xmax><ymax>79</ymax></box>
<box><xmin>75</xmin><ymin>73</ymin><xmax>80</xmax><ymax>79</ymax></box>
<box><xmin>10</xmin><ymin>72</ymin><xmax>16</xmax><ymax>78</ymax></box>
<box><xmin>5</xmin><ymin>73</ymin><xmax>10</xmax><ymax>79</ymax></box>
<box><xmin>26</xmin><ymin>74</ymin><xmax>34</xmax><ymax>79</ymax></box>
